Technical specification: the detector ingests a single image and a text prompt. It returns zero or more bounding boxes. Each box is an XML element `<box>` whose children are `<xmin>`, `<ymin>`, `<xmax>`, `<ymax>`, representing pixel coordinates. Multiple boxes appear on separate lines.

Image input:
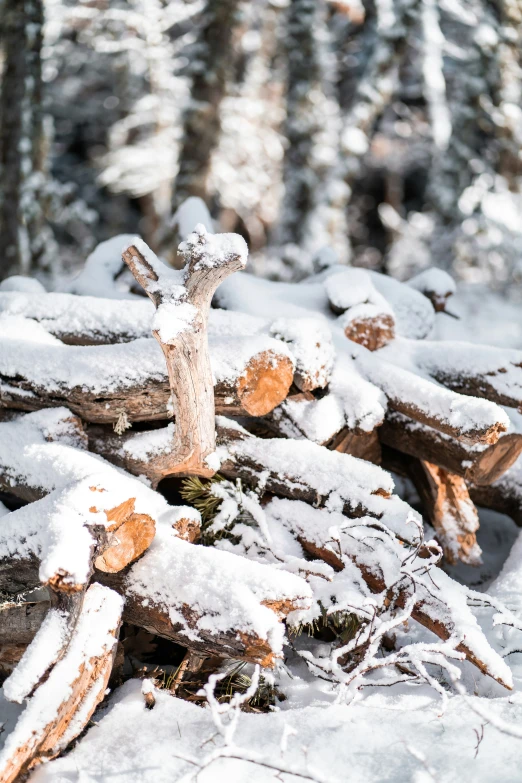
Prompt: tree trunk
<box><xmin>173</xmin><ymin>0</ymin><xmax>241</xmax><ymax>209</ymax></box>
<box><xmin>0</xmin><ymin>0</ymin><xmax>44</xmax><ymax>278</ymax></box>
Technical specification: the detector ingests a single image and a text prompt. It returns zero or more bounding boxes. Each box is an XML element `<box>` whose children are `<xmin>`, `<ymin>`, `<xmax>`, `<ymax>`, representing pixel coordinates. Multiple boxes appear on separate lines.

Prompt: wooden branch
<box><xmin>0</xmin><ymin>584</ymin><xmax>123</xmax><ymax>783</ymax></box>
<box><xmin>121</xmin><ymin>230</ymin><xmax>247</xmax><ymax>476</ymax></box>
<box><xmin>407</xmin><ymin>460</ymin><xmax>481</xmax><ymax>566</ymax></box>
<box><xmin>380</xmin><ymin>411</ymin><xmax>522</xmax><ymax>485</ymax></box>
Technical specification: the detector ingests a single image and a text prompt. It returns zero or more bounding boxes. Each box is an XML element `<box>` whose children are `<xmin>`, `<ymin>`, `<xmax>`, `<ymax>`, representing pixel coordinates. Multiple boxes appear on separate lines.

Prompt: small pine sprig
<box><xmin>180</xmin><ymin>475</ymin><xmax>225</xmax><ymax>523</ymax></box>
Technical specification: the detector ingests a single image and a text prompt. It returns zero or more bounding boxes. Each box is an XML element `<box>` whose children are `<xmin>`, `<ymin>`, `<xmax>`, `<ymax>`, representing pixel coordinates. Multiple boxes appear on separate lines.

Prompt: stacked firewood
<box><xmin>0</xmin><ymin>210</ymin><xmax>521</xmax><ymax>780</ymax></box>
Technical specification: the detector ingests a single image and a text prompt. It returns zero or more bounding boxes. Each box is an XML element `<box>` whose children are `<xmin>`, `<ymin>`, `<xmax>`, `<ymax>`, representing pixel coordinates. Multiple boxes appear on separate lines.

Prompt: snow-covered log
<box><xmin>0</xmin><ymin>584</ymin><xmax>123</xmax><ymax>783</ymax></box>
<box><xmin>0</xmin><ymin>326</ymin><xmax>294</xmax><ymax>423</ymax></box>
<box><xmin>380</xmin><ymin>338</ymin><xmax>522</xmax><ymax>410</ymax></box>
<box><xmin>380</xmin><ymin>411</ymin><xmax>522</xmax><ymax>486</ymax></box>
<box><xmin>99</xmin><ymin>524</ymin><xmax>312</xmax><ymax>665</ymax></box>
<box><xmin>0</xmin><ymin>477</ymin><xmax>156</xmax><ymax>595</ymax></box>
<box><xmin>353</xmin><ymin>344</ymin><xmax>509</xmax><ymax>445</ymax></box>
<box><xmin>88</xmin><ymin>417</ymin><xmax>419</xmax><ymax>544</ymax></box>
<box><xmin>324</xmin><ymin>270</ymin><xmax>396</xmax><ymax>351</ymax></box>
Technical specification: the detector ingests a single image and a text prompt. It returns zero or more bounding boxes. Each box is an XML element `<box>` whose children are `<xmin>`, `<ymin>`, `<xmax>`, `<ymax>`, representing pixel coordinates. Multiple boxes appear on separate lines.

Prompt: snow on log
<box><xmin>352</xmin><ymin>343</ymin><xmax>509</xmax><ymax>445</ymax></box>
<box><xmin>62</xmin><ymin>235</ymin><xmax>141</xmax><ymax>300</ymax></box>
<box><xmin>2</xmin><ymin>594</ymin><xmax>84</xmax><ymax>705</ymax></box>
<box><xmin>215</xmin><ymin>266</ymin><xmax>435</xmax><ymax>340</ymax></box>
<box><xmin>98</xmin><ymin>522</ymin><xmax>312</xmax><ymax>666</ymax></box>
<box><xmin>0</xmin><ymin>315</ymin><xmax>294</xmax><ymax>423</ymax></box>
<box><xmin>264</xmin><ymin>353</ymin><xmax>385</xmax><ymax>447</ymax></box>
<box><xmin>0</xmin><ymin>477</ymin><xmax>157</xmax><ymax>595</ymax></box>
<box><xmin>381</xmin><ymin>338</ymin><xmax>522</xmax><ymax>410</ymax></box>
<box><xmin>406</xmin><ymin>267</ymin><xmax>456</xmax><ymax>313</ymax></box>
<box><xmin>324</xmin><ymin>269</ymin><xmax>396</xmax><ymax>350</ymax></box>
<box><xmin>380</xmin><ymin>411</ymin><xmax>522</xmax><ymax>486</ymax></box>
<box><xmin>0</xmin><ymin>409</ymin><xmax>201</xmax><ymax>555</ymax></box>
<box><xmin>87</xmin><ymin>417</ymin><xmax>419</xmax><ymax>544</ymax></box>
<box><xmin>0</xmin><ymin>291</ymin><xmax>328</xmax><ymax>400</ymax></box>
<box><xmin>266</xmin><ymin>498</ymin><xmax>512</xmax><ymax>688</ymax></box>
<box><xmin>0</xmin><ymin>584</ymin><xmax>123</xmax><ymax>783</ymax></box>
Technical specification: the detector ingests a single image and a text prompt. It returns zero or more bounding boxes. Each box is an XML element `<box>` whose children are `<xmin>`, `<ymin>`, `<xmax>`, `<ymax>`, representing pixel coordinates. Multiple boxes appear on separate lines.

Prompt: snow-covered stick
<box><xmin>122</xmin><ymin>227</ymin><xmax>247</xmax><ymax>478</ymax></box>
<box><xmin>0</xmin><ymin>584</ymin><xmax>123</xmax><ymax>783</ymax></box>
<box><xmin>380</xmin><ymin>411</ymin><xmax>522</xmax><ymax>487</ymax></box>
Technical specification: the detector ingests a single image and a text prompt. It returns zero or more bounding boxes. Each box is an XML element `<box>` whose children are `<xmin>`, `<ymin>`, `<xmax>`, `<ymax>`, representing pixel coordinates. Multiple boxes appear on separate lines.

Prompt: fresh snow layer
<box><xmin>27</xmin><ymin>679</ymin><xmax>522</xmax><ymax>783</ymax></box>
<box><xmin>125</xmin><ymin>524</ymin><xmax>311</xmax><ymax>649</ymax></box>
<box><xmin>63</xmin><ymin>235</ymin><xmax>140</xmax><ymax>299</ymax></box>
<box><xmin>0</xmin><ymin>408</ymin><xmax>195</xmax><ymax>530</ymax></box>
<box><xmin>0</xmin><ymin>473</ymin><xmax>169</xmax><ymax>589</ymax></box>
<box><xmin>353</xmin><ymin>342</ymin><xmax>510</xmax><ymax>437</ymax></box>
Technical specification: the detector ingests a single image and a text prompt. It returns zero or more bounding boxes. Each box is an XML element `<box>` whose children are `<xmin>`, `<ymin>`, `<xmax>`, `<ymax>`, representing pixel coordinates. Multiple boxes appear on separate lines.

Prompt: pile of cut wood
<box><xmin>1</xmin><ymin>213</ymin><xmax>521</xmax><ymax>780</ymax></box>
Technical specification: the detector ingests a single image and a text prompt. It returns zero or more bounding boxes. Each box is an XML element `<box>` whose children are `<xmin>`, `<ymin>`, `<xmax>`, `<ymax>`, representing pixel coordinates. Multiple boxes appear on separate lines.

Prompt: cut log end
<box><xmin>344</xmin><ymin>313</ymin><xmax>395</xmax><ymax>352</ymax></box>
<box><xmin>236</xmin><ymin>351</ymin><xmax>294</xmax><ymax>417</ymax></box>
<box><xmin>94</xmin><ymin>513</ymin><xmax>156</xmax><ymax>573</ymax></box>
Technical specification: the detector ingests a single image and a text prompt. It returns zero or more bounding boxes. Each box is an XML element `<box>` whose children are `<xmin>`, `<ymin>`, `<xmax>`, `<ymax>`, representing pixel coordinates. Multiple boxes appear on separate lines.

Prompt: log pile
<box><xmin>0</xmin><ymin>213</ymin><xmax>520</xmax><ymax>776</ymax></box>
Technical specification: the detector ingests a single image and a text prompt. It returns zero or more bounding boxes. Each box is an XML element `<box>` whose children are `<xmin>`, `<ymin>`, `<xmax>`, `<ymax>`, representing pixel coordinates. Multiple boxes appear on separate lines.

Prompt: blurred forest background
<box><xmin>1</xmin><ymin>0</ymin><xmax>522</xmax><ymax>292</ymax></box>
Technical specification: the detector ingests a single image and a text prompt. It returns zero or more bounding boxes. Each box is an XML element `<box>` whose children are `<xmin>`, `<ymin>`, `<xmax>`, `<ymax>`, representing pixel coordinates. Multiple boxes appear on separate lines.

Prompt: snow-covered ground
<box><xmin>3</xmin><ymin>281</ymin><xmax>522</xmax><ymax>782</ymax></box>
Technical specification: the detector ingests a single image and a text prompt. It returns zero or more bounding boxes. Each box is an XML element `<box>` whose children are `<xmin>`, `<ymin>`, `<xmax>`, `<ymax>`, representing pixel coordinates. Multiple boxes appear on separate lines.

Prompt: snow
<box><xmin>172</xmin><ymin>196</ymin><xmax>214</xmax><ymax>239</ymax></box>
<box><xmin>28</xmin><ymin>679</ymin><xmax>522</xmax><ymax>783</ymax></box>
<box><xmin>407</xmin><ymin>267</ymin><xmax>456</xmax><ymax>298</ymax></box>
<box><xmin>125</xmin><ymin>525</ymin><xmax>312</xmax><ymax>650</ymax></box>
<box><xmin>0</xmin><ymin>276</ymin><xmax>45</xmax><ymax>294</ymax></box>
<box><xmin>323</xmin><ymin>268</ymin><xmax>392</xmax><ymax>315</ymax></box>
<box><xmin>178</xmin><ymin>224</ymin><xmax>248</xmax><ymax>271</ymax></box>
<box><xmin>0</xmin><ymin>316</ymin><xmax>293</xmax><ymax>397</ymax></box>
<box><xmin>218</xmin><ymin>424</ymin><xmax>421</xmax><ymax>544</ymax></box>
<box><xmin>63</xmin><ymin>234</ymin><xmax>140</xmax><ymax>299</ymax></box>
<box><xmin>269</xmin><ymin>317</ymin><xmax>333</xmax><ymax>389</ymax></box>
<box><xmin>353</xmin><ymin>341</ymin><xmax>510</xmax><ymax>439</ymax></box>
<box><xmin>0</xmin><ymin>290</ymin><xmax>155</xmax><ymax>344</ymax></box>
<box><xmin>0</xmin><ymin>408</ymin><xmax>191</xmax><ymax>533</ymax></box>
<box><xmin>2</xmin><ymin>609</ymin><xmax>69</xmax><ymax>704</ymax></box>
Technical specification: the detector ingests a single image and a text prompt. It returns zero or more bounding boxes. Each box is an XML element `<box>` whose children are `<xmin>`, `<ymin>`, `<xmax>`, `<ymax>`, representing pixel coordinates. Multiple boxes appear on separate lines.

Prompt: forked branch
<box><xmin>122</xmin><ymin>226</ymin><xmax>247</xmax><ymax>478</ymax></box>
